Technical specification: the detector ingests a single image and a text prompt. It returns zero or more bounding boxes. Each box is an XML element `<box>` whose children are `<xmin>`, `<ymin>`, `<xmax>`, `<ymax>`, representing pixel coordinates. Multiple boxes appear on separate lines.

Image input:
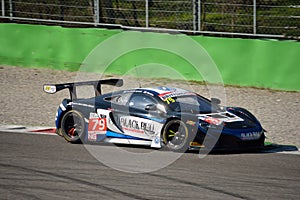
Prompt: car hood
<box><xmin>197</xmin><ymin>111</ymin><xmax>244</xmax><ymax>125</ymax></box>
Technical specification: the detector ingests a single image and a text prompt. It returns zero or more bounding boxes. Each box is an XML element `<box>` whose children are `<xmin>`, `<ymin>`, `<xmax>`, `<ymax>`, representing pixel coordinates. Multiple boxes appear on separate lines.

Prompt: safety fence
<box><xmin>0</xmin><ymin>0</ymin><xmax>299</xmax><ymax>38</ymax></box>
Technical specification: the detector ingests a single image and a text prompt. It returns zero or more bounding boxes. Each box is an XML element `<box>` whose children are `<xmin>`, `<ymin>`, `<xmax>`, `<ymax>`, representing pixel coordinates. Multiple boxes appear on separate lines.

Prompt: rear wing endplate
<box><xmin>43</xmin><ymin>79</ymin><xmax>123</xmax><ymax>100</ymax></box>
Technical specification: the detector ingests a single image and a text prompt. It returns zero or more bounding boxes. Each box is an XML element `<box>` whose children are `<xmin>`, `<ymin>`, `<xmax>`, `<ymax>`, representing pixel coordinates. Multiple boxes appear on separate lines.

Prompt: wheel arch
<box><xmin>56</xmin><ymin>108</ymin><xmax>71</xmax><ymax>129</ymax></box>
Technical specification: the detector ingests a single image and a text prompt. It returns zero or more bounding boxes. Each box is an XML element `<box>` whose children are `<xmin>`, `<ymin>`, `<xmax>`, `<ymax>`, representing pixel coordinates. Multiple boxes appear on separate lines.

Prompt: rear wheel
<box><xmin>162</xmin><ymin>119</ymin><xmax>190</xmax><ymax>152</ymax></box>
<box><xmin>60</xmin><ymin>110</ymin><xmax>86</xmax><ymax>143</ymax></box>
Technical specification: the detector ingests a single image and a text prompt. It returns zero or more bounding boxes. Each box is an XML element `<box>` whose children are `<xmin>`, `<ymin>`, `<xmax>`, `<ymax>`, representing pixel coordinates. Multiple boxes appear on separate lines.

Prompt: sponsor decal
<box><xmin>88</xmin><ymin>132</ymin><xmax>97</xmax><ymax>141</ymax></box>
<box><xmin>198</xmin><ymin>112</ymin><xmax>244</xmax><ymax>125</ymax></box>
<box><xmin>158</xmin><ymin>88</ymin><xmax>194</xmax><ymax>101</ymax></box>
<box><xmin>158</xmin><ymin>91</ymin><xmax>172</xmax><ymax>98</ymax></box>
<box><xmin>186</xmin><ymin>120</ymin><xmax>196</xmax><ymax>126</ymax></box>
<box><xmin>122</xmin><ymin>127</ymin><xmax>144</xmax><ymax>134</ymax></box>
<box><xmin>154</xmin><ymin>136</ymin><xmax>160</xmax><ymax>144</ymax></box>
<box><xmin>241</xmin><ymin>131</ymin><xmax>262</xmax><ymax>140</ymax></box>
<box><xmin>43</xmin><ymin>85</ymin><xmax>56</xmax><ymax>94</ymax></box>
<box><xmin>120</xmin><ymin>116</ymin><xmax>155</xmax><ymax>135</ymax></box>
<box><xmin>159</xmin><ymin>92</ymin><xmax>182</xmax><ymax>100</ymax></box>
<box><xmin>199</xmin><ymin>116</ymin><xmax>222</xmax><ymax>125</ymax></box>
<box><xmin>151</xmin><ymin>136</ymin><xmax>161</xmax><ymax>148</ymax></box>
<box><xmin>190</xmin><ymin>142</ymin><xmax>204</xmax><ymax>147</ymax></box>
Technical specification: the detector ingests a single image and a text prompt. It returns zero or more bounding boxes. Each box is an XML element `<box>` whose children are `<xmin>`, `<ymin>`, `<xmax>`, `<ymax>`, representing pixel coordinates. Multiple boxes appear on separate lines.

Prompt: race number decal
<box><xmin>88</xmin><ymin>113</ymin><xmax>107</xmax><ymax>135</ymax></box>
<box><xmin>164</xmin><ymin>97</ymin><xmax>175</xmax><ymax>104</ymax></box>
<box><xmin>88</xmin><ymin>118</ymin><xmax>106</xmax><ymax>132</ymax></box>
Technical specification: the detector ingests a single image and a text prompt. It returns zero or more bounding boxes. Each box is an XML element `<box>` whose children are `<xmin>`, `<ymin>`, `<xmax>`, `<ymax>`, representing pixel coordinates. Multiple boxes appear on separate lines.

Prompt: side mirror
<box><xmin>211</xmin><ymin>97</ymin><xmax>221</xmax><ymax>105</ymax></box>
<box><xmin>145</xmin><ymin>104</ymin><xmax>157</xmax><ymax>111</ymax></box>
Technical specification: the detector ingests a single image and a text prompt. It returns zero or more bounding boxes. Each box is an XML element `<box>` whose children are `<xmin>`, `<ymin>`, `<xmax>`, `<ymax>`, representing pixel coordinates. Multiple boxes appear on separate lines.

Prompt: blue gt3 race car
<box><xmin>43</xmin><ymin>79</ymin><xmax>265</xmax><ymax>152</ymax></box>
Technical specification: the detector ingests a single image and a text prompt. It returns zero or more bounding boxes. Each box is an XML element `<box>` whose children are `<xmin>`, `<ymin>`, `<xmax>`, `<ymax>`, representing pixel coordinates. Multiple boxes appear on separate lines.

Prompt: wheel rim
<box><xmin>164</xmin><ymin>120</ymin><xmax>188</xmax><ymax>150</ymax></box>
<box><xmin>63</xmin><ymin>112</ymin><xmax>84</xmax><ymax>139</ymax></box>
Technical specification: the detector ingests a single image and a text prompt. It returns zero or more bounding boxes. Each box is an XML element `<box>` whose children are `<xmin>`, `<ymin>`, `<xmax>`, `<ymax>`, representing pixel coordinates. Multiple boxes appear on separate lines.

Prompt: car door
<box><xmin>112</xmin><ymin>92</ymin><xmax>164</xmax><ymax>140</ymax></box>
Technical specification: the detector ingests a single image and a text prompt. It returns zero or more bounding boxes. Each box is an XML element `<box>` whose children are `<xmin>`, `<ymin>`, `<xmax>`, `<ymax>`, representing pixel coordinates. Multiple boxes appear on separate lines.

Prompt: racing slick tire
<box><xmin>162</xmin><ymin>119</ymin><xmax>191</xmax><ymax>152</ymax></box>
<box><xmin>60</xmin><ymin>110</ymin><xmax>86</xmax><ymax>143</ymax></box>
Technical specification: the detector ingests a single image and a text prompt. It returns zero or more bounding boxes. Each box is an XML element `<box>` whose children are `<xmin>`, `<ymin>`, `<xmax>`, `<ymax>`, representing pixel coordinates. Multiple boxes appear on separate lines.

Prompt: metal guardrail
<box><xmin>1</xmin><ymin>0</ymin><xmax>299</xmax><ymax>39</ymax></box>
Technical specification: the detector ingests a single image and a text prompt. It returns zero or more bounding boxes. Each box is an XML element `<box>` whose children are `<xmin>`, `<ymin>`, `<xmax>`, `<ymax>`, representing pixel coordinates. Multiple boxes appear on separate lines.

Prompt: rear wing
<box><xmin>43</xmin><ymin>79</ymin><xmax>123</xmax><ymax>100</ymax></box>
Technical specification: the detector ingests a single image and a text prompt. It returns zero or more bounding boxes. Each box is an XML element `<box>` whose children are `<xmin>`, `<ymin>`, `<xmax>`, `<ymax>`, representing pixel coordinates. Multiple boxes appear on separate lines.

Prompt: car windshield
<box><xmin>166</xmin><ymin>95</ymin><xmax>221</xmax><ymax>114</ymax></box>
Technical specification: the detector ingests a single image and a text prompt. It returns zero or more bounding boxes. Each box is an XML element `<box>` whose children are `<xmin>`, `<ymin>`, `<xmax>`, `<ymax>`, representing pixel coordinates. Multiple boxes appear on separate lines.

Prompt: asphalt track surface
<box><xmin>0</xmin><ymin>131</ymin><xmax>299</xmax><ymax>200</ymax></box>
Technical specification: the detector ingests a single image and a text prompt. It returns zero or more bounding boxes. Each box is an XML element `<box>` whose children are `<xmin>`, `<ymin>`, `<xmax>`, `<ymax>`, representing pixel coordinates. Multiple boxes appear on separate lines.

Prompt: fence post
<box><xmin>193</xmin><ymin>0</ymin><xmax>201</xmax><ymax>31</ymax></box>
<box><xmin>198</xmin><ymin>0</ymin><xmax>201</xmax><ymax>31</ymax></box>
<box><xmin>9</xmin><ymin>0</ymin><xmax>12</xmax><ymax>20</ymax></box>
<box><xmin>253</xmin><ymin>0</ymin><xmax>257</xmax><ymax>34</ymax></box>
<box><xmin>193</xmin><ymin>0</ymin><xmax>196</xmax><ymax>31</ymax></box>
<box><xmin>1</xmin><ymin>0</ymin><xmax>4</xmax><ymax>17</ymax></box>
<box><xmin>94</xmin><ymin>0</ymin><xmax>100</xmax><ymax>25</ymax></box>
<box><xmin>145</xmin><ymin>0</ymin><xmax>149</xmax><ymax>27</ymax></box>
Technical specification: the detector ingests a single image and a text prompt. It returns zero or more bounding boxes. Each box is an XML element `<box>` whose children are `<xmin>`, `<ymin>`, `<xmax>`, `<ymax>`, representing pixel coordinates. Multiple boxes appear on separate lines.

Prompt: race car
<box><xmin>43</xmin><ymin>79</ymin><xmax>265</xmax><ymax>152</ymax></box>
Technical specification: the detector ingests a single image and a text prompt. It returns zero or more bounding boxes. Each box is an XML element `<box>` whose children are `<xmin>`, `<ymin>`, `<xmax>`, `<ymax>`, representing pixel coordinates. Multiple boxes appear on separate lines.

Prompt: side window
<box><xmin>128</xmin><ymin>95</ymin><xmax>156</xmax><ymax>111</ymax></box>
<box><xmin>105</xmin><ymin>92</ymin><xmax>132</xmax><ymax>106</ymax></box>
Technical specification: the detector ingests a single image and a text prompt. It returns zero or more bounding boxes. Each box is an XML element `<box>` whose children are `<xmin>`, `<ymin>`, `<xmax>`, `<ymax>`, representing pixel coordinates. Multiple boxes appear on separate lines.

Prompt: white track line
<box><xmin>278</xmin><ymin>151</ymin><xmax>300</xmax><ymax>155</ymax></box>
<box><xmin>0</xmin><ymin>125</ymin><xmax>57</xmax><ymax>136</ymax></box>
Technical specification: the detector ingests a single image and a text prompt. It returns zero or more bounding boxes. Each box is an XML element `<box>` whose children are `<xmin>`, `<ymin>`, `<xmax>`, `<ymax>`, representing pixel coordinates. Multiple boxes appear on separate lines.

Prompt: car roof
<box><xmin>133</xmin><ymin>87</ymin><xmax>195</xmax><ymax>99</ymax></box>
<box><xmin>100</xmin><ymin>87</ymin><xmax>196</xmax><ymax>101</ymax></box>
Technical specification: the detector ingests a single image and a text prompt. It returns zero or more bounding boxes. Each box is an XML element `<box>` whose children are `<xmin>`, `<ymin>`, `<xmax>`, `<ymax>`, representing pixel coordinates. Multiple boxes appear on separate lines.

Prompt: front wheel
<box><xmin>60</xmin><ymin>110</ymin><xmax>86</xmax><ymax>143</ymax></box>
<box><xmin>162</xmin><ymin>119</ymin><xmax>190</xmax><ymax>152</ymax></box>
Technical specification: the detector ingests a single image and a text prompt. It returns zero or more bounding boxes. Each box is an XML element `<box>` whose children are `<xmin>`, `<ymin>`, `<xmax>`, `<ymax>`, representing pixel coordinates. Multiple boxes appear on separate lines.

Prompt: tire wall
<box><xmin>0</xmin><ymin>23</ymin><xmax>299</xmax><ymax>91</ymax></box>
